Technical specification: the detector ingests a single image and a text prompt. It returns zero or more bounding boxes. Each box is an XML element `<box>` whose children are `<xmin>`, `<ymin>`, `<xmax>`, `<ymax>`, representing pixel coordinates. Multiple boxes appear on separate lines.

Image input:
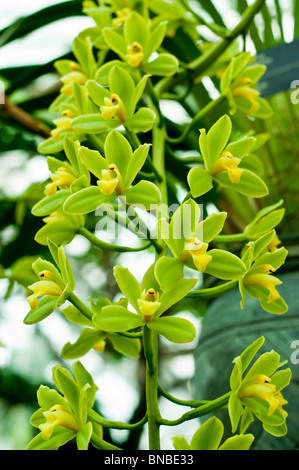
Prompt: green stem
<box><xmin>166</xmin><ymin>95</ymin><xmax>226</xmax><ymax>144</ymax></box>
<box><xmin>152</xmin><ymin>124</ymin><xmax>168</xmax><ymax>222</ymax></box>
<box><xmin>187</xmin><ymin>280</ymin><xmax>238</xmax><ymax>299</ymax></box>
<box><xmin>158</xmin><ymin>385</ymin><xmax>207</xmax><ymax>408</ymax></box>
<box><xmin>143</xmin><ymin>325</ymin><xmax>161</xmax><ymax>450</ymax></box>
<box><xmin>166</xmin><ymin>145</ymin><xmax>204</xmax><ymax>165</ymax></box>
<box><xmin>90</xmin><ymin>434</ymin><xmax>122</xmax><ymax>450</ymax></box>
<box><xmin>178</xmin><ymin>0</ymin><xmax>227</xmax><ymax>36</ymax></box>
<box><xmin>88</xmin><ymin>408</ymin><xmax>147</xmax><ymax>430</ymax></box>
<box><xmin>156</xmin><ymin>0</ymin><xmax>266</xmax><ymax>96</ymax></box>
<box><xmin>159</xmin><ymin>392</ymin><xmax>231</xmax><ymax>426</ymax></box>
<box><xmin>78</xmin><ymin>226</ymin><xmax>152</xmax><ymax>253</ymax></box>
<box><xmin>68</xmin><ymin>292</ymin><xmax>93</xmax><ymax>321</ymax></box>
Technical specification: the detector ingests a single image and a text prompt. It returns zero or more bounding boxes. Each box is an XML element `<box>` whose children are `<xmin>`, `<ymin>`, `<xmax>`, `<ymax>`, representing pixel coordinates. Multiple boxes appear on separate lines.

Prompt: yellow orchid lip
<box><xmin>138</xmin><ymin>288</ymin><xmax>161</xmax><ymax>322</ymax></box>
<box><xmin>97</xmin><ymin>164</ymin><xmax>124</xmax><ymax>195</ymax></box>
<box><xmin>126</xmin><ymin>42</ymin><xmax>144</xmax><ymax>68</ymax></box>
<box><xmin>100</xmin><ymin>94</ymin><xmax>127</xmax><ymax>123</ymax></box>
<box><xmin>239</xmin><ymin>375</ymin><xmax>288</xmax><ymax>417</ymax></box>
<box><xmin>212</xmin><ymin>152</ymin><xmax>243</xmax><ymax>184</ymax></box>
<box><xmin>60</xmin><ymin>71</ymin><xmax>86</xmax><ymax>96</ymax></box>
<box><xmin>268</xmin><ymin>234</ymin><xmax>281</xmax><ymax>252</ymax></box>
<box><xmin>231</xmin><ymin>84</ymin><xmax>260</xmax><ymax>114</ymax></box>
<box><xmin>45</xmin><ymin>167</ymin><xmax>76</xmax><ymax>196</ymax></box>
<box><xmin>112</xmin><ymin>7</ymin><xmax>132</xmax><ymax>27</ymax></box>
<box><xmin>39</xmin><ymin>404</ymin><xmax>78</xmax><ymax>440</ymax></box>
<box><xmin>181</xmin><ymin>237</ymin><xmax>212</xmax><ymax>272</ymax></box>
<box><xmin>244</xmin><ymin>272</ymin><xmax>282</xmax><ymax>303</ymax></box>
<box><xmin>27</xmin><ymin>280</ymin><xmax>63</xmax><ymax>311</ymax></box>
<box><xmin>93</xmin><ymin>339</ymin><xmax>106</xmax><ymax>352</ymax></box>
<box><xmin>50</xmin><ymin>118</ymin><xmax>73</xmax><ymax>142</ymax></box>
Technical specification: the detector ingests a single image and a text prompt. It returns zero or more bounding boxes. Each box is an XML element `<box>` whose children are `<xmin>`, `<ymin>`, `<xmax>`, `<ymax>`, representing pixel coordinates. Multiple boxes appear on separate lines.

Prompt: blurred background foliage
<box><xmin>0</xmin><ymin>0</ymin><xmax>299</xmax><ymax>450</ymax></box>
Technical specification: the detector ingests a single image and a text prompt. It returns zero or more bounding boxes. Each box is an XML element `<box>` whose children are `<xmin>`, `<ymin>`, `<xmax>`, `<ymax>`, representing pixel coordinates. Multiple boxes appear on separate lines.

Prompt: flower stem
<box><xmin>143</xmin><ymin>325</ymin><xmax>161</xmax><ymax>450</ymax></box>
<box><xmin>156</xmin><ymin>0</ymin><xmax>266</xmax><ymax>96</ymax></box>
<box><xmin>159</xmin><ymin>392</ymin><xmax>231</xmax><ymax>426</ymax></box>
<box><xmin>187</xmin><ymin>280</ymin><xmax>238</xmax><ymax>299</ymax></box>
<box><xmin>78</xmin><ymin>226</ymin><xmax>152</xmax><ymax>253</ymax></box>
<box><xmin>88</xmin><ymin>408</ymin><xmax>147</xmax><ymax>430</ymax></box>
<box><xmin>68</xmin><ymin>292</ymin><xmax>93</xmax><ymax>321</ymax></box>
<box><xmin>166</xmin><ymin>94</ymin><xmax>226</xmax><ymax>144</ymax></box>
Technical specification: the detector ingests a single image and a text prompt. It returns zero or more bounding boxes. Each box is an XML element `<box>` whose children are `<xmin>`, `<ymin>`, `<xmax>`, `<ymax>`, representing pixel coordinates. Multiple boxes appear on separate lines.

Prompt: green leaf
<box><xmin>245</xmin><ymin>350</ymin><xmax>281</xmax><ymax>379</ymax></box>
<box><xmin>86</xmin><ymin>80</ymin><xmax>110</xmax><ymax>107</ymax></box>
<box><xmin>109</xmin><ymin>335</ymin><xmax>141</xmax><ymax>359</ymax></box>
<box><xmin>169</xmin><ymin>199</ymin><xmax>201</xmax><ymax>256</ymax></box>
<box><xmin>214</xmin><ymin>168</ymin><xmax>269</xmax><ymax>198</ymax></box>
<box><xmin>36</xmin><ymin>385</ymin><xmax>69</xmax><ymax>414</ymax></box>
<box><xmin>218</xmin><ymin>433</ymin><xmax>254</xmax><ymax>450</ymax></box>
<box><xmin>124</xmin><ymin>11</ymin><xmax>149</xmax><ymax>49</ymax></box>
<box><xmin>148</xmin><ymin>316</ymin><xmax>196</xmax><ymax>343</ymax></box>
<box><xmin>158</xmin><ymin>278</ymin><xmax>197</xmax><ymax>315</ymax></box>
<box><xmin>76</xmin><ymin>422</ymin><xmax>93</xmax><ymax>450</ymax></box>
<box><xmin>190</xmin><ymin>417</ymin><xmax>224</xmax><ymax>450</ymax></box>
<box><xmin>61</xmin><ymin>305</ymin><xmax>93</xmax><ymax>327</ymax></box>
<box><xmin>63</xmin><ymin>186</ymin><xmax>111</xmax><ymax>215</ymax></box>
<box><xmin>124</xmin><ymin>144</ymin><xmax>150</xmax><ymax>187</ymax></box>
<box><xmin>38</xmin><ymin>134</ymin><xmax>72</xmax><ymax>154</ymax></box>
<box><xmin>105</xmin><ymin>130</ymin><xmax>132</xmax><ymax>180</ymax></box>
<box><xmin>195</xmin><ymin>212</ymin><xmax>227</xmax><ymax>243</ymax></box>
<box><xmin>34</xmin><ymin>220</ymin><xmax>77</xmax><ymax>246</ymax></box>
<box><xmin>26</xmin><ymin>427</ymin><xmax>76</xmax><ymax>450</ymax></box>
<box><xmin>92</xmin><ymin>305</ymin><xmax>144</xmax><ymax>332</ymax></box>
<box><xmin>124</xmin><ymin>180</ymin><xmax>161</xmax><ymax>208</ymax></box>
<box><xmin>172</xmin><ymin>436</ymin><xmax>190</xmax><ymax>451</ymax></box>
<box><xmin>245</xmin><ymin>285</ymin><xmax>288</xmax><ymax>315</ymax></box>
<box><xmin>141</xmin><ymin>262</ymin><xmax>160</xmax><ymax>293</ymax></box>
<box><xmin>109</xmin><ymin>66</ymin><xmax>135</xmax><ymax>111</ymax></box>
<box><xmin>225</xmin><ymin>137</ymin><xmax>256</xmax><ymax>158</ymax></box>
<box><xmin>24</xmin><ymin>296</ymin><xmax>58</xmax><ymax>325</ymax></box>
<box><xmin>236</xmin><ymin>96</ymin><xmax>273</xmax><ymax>119</ymax></box>
<box><xmin>102</xmin><ymin>28</ymin><xmax>127</xmax><ymax>58</ymax></box>
<box><xmin>253</xmin><ymin>246</ymin><xmax>288</xmax><ymax>272</ymax></box>
<box><xmin>32</xmin><ymin>190</ymin><xmax>70</xmax><ymax>217</ymax></box>
<box><xmin>113</xmin><ymin>265</ymin><xmax>142</xmax><ymax>311</ymax></box>
<box><xmin>125</xmin><ymin>107</ymin><xmax>156</xmax><ymax>132</ymax></box>
<box><xmin>271</xmin><ymin>369</ymin><xmax>292</xmax><ymax>392</ymax></box>
<box><xmin>31</xmin><ymin>257</ymin><xmax>61</xmax><ymax>280</ymax></box>
<box><xmin>71</xmin><ymin>114</ymin><xmax>116</xmax><ymax>134</ymax></box>
<box><xmin>145</xmin><ymin>21</ymin><xmax>167</xmax><ymax>58</ymax></box>
<box><xmin>143</xmin><ymin>53</ymin><xmax>179</xmax><ymax>76</ymax></box>
<box><xmin>57</xmin><ymin>245</ymin><xmax>75</xmax><ymax>290</ymax></box>
<box><xmin>187</xmin><ymin>166</ymin><xmax>213</xmax><ymax>198</ymax></box>
<box><xmin>262</xmin><ymin>422</ymin><xmax>288</xmax><ymax>437</ymax></box>
<box><xmin>62</xmin><ymin>329</ymin><xmax>106</xmax><ymax>359</ymax></box>
<box><xmin>206</xmin><ymin>115</ymin><xmax>232</xmax><ymax>169</ymax></box>
<box><xmin>95</xmin><ymin>60</ymin><xmax>131</xmax><ymax>86</ymax></box>
<box><xmin>238</xmin><ymin>336</ymin><xmax>265</xmax><ymax>375</ymax></box>
<box><xmin>73</xmin><ymin>361</ymin><xmax>97</xmax><ymax>408</ymax></box>
<box><xmin>228</xmin><ymin>392</ymin><xmax>244</xmax><ymax>433</ymax></box>
<box><xmin>154</xmin><ymin>256</ymin><xmax>184</xmax><ymax>291</ymax></box>
<box><xmin>130</xmin><ymin>74</ymin><xmax>150</xmax><ymax>113</ymax></box>
<box><xmin>205</xmin><ymin>249</ymin><xmax>246</xmax><ymax>280</ymax></box>
<box><xmin>78</xmin><ymin>145</ymin><xmax>108</xmax><ymax>180</ymax></box>
<box><xmin>52</xmin><ymin>366</ymin><xmax>81</xmax><ymax>413</ymax></box>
